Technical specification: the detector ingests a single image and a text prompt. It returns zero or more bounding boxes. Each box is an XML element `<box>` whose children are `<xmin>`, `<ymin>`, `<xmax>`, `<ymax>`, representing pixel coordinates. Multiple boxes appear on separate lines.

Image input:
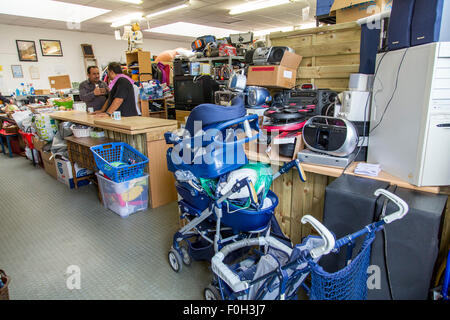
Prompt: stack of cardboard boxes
<box><xmin>319</xmin><ymin>0</ymin><xmax>393</xmax><ymax>24</ymax></box>
<box><xmin>32</xmin><ymin>136</ymin><xmax>92</xmax><ymax>188</ymax></box>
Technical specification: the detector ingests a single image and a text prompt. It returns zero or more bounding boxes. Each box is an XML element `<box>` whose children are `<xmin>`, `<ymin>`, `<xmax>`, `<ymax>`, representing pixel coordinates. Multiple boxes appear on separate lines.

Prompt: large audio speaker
<box><xmin>320</xmin><ymin>174</ymin><xmax>447</xmax><ymax>300</ymax></box>
<box><xmin>370</xmin><ymin>186</ymin><xmax>447</xmax><ymax>300</ymax></box>
<box><xmin>359</xmin><ymin>23</ymin><xmax>381</xmax><ymax>73</ymax></box>
<box><xmin>387</xmin><ymin>0</ymin><xmax>416</xmax><ymax>51</ymax></box>
<box><xmin>411</xmin><ymin>0</ymin><xmax>450</xmax><ymax>46</ymax></box>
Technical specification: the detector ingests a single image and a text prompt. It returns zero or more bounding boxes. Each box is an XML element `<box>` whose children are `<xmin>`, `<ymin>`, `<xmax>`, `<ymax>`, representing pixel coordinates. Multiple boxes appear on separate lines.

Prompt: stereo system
<box><xmin>302</xmin><ymin>116</ymin><xmax>358</xmax><ymax>157</ymax></box>
<box><xmin>245</xmin><ymin>46</ymin><xmax>294</xmax><ymax>65</ymax></box>
<box><xmin>273</xmin><ymin>89</ymin><xmax>338</xmax><ymax>116</ymax></box>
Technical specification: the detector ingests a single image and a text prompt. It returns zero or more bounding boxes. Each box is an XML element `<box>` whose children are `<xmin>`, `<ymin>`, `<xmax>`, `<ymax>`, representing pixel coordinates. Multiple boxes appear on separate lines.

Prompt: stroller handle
<box><xmin>374</xmin><ymin>189</ymin><xmax>409</xmax><ymax>224</ymax></box>
<box><xmin>209</xmin><ymin>114</ymin><xmax>260</xmax><ymax>147</ymax></box>
<box><xmin>301</xmin><ymin>215</ymin><xmax>335</xmax><ymax>259</ymax></box>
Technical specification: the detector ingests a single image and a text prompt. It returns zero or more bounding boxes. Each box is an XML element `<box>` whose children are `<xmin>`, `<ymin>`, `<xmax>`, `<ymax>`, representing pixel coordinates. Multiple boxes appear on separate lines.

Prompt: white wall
<box><xmin>0</xmin><ymin>24</ymin><xmax>190</xmax><ymax>94</ymax></box>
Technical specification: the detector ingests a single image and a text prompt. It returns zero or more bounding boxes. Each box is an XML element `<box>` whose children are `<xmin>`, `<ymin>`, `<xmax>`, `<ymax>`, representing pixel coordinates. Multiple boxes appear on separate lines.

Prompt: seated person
<box><xmin>96</xmin><ymin>62</ymin><xmax>138</xmax><ymax>117</ymax></box>
<box><xmin>79</xmin><ymin>66</ymin><xmax>108</xmax><ymax>111</ymax></box>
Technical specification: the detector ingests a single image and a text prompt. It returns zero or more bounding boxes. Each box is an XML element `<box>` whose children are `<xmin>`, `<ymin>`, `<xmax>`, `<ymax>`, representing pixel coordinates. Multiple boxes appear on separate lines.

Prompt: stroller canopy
<box><xmin>185</xmin><ymin>97</ymin><xmax>247</xmax><ymax>136</ymax></box>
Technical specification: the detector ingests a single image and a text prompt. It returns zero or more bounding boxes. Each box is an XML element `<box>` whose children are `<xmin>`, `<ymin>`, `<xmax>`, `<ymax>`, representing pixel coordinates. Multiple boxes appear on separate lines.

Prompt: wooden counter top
<box><xmin>246</xmin><ymin>148</ymin><xmax>441</xmax><ymax>194</ymax></box>
<box><xmin>50</xmin><ymin>111</ymin><xmax>177</xmax><ymax>135</ymax></box>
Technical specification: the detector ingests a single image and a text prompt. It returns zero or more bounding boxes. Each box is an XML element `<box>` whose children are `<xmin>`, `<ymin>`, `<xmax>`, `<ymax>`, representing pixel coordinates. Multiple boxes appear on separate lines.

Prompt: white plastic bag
<box><xmin>34</xmin><ymin>113</ymin><xmax>58</xmax><ymax>142</ymax></box>
<box><xmin>25</xmin><ymin>147</ymin><xmax>39</xmax><ymax>164</ymax></box>
<box><xmin>11</xmin><ymin>110</ymin><xmax>33</xmax><ymax>131</ymax></box>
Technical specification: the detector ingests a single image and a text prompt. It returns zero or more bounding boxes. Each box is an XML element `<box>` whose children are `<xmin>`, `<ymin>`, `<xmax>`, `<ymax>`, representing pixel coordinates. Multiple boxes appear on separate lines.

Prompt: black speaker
<box><xmin>369</xmin><ymin>186</ymin><xmax>447</xmax><ymax>300</ymax></box>
<box><xmin>320</xmin><ymin>174</ymin><xmax>447</xmax><ymax>300</ymax></box>
<box><xmin>411</xmin><ymin>0</ymin><xmax>450</xmax><ymax>46</ymax></box>
<box><xmin>268</xmin><ymin>46</ymin><xmax>289</xmax><ymax>64</ymax></box>
<box><xmin>244</xmin><ymin>49</ymin><xmax>255</xmax><ymax>64</ymax></box>
<box><xmin>387</xmin><ymin>0</ymin><xmax>415</xmax><ymax>51</ymax></box>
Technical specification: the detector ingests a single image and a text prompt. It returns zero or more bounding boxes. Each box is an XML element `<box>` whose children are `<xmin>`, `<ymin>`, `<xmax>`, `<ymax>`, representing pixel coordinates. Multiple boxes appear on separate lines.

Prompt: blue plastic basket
<box><xmin>90</xmin><ymin>142</ymin><xmax>148</xmax><ymax>183</ymax></box>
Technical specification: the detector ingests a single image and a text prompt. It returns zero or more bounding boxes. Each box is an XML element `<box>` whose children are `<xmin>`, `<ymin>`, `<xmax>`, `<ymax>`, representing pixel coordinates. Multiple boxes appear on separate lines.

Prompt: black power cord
<box><xmin>379</xmin><ymin>185</ymin><xmax>398</xmax><ymax>300</ymax></box>
<box><xmin>340</xmin><ymin>50</ymin><xmax>389</xmax><ymax>176</ymax></box>
<box><xmin>370</xmin><ymin>48</ymin><xmax>409</xmax><ymax>134</ymax></box>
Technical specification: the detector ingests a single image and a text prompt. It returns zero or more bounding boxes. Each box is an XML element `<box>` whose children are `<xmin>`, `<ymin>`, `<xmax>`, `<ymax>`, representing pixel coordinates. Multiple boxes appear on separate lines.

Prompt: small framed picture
<box><xmin>11</xmin><ymin>65</ymin><xmax>24</xmax><ymax>78</ymax></box>
<box><xmin>16</xmin><ymin>40</ymin><xmax>38</xmax><ymax>62</ymax></box>
<box><xmin>40</xmin><ymin>39</ymin><xmax>63</xmax><ymax>57</ymax></box>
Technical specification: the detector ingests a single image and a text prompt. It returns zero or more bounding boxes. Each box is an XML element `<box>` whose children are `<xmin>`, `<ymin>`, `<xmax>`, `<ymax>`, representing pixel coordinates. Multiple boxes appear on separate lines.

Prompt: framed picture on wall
<box><xmin>16</xmin><ymin>40</ymin><xmax>38</xmax><ymax>62</ymax></box>
<box><xmin>11</xmin><ymin>65</ymin><xmax>23</xmax><ymax>78</ymax></box>
<box><xmin>40</xmin><ymin>39</ymin><xmax>63</xmax><ymax>57</ymax></box>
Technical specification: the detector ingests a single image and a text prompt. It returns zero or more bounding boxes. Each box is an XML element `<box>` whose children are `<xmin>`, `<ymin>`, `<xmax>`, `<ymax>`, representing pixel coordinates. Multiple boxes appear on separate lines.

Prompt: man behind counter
<box><xmin>95</xmin><ymin>62</ymin><xmax>138</xmax><ymax>117</ymax></box>
<box><xmin>79</xmin><ymin>66</ymin><xmax>108</xmax><ymax>111</ymax></box>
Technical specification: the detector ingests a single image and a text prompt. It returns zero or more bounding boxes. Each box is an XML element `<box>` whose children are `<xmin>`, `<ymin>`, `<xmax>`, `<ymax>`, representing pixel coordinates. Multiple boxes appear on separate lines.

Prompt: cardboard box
<box><xmin>331</xmin><ymin>0</ymin><xmax>393</xmax><ymax>24</ymax></box>
<box><xmin>41</xmin><ymin>151</ymin><xmax>58</xmax><ymax>179</ymax></box>
<box><xmin>34</xmin><ymin>89</ymin><xmax>51</xmax><ymax>95</ymax></box>
<box><xmin>246</xmin><ymin>51</ymin><xmax>302</xmax><ymax>89</ymax></box>
<box><xmin>32</xmin><ymin>136</ymin><xmax>48</xmax><ymax>152</ymax></box>
<box><xmin>54</xmin><ymin>154</ymin><xmax>93</xmax><ymax>189</ymax></box>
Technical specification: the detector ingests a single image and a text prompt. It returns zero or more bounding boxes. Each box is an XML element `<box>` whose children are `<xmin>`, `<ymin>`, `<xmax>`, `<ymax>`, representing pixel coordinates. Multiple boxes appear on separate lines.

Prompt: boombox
<box><xmin>302</xmin><ymin>116</ymin><xmax>358</xmax><ymax>157</ymax></box>
<box><xmin>273</xmin><ymin>88</ymin><xmax>338</xmax><ymax>116</ymax></box>
<box><xmin>245</xmin><ymin>46</ymin><xmax>294</xmax><ymax>65</ymax></box>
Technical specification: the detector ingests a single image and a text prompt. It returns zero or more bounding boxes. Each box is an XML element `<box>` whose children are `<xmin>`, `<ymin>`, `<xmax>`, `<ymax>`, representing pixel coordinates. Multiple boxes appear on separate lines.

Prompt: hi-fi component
<box><xmin>302</xmin><ymin>116</ymin><xmax>358</xmax><ymax>157</ymax></box>
<box><xmin>246</xmin><ymin>46</ymin><xmax>294</xmax><ymax>65</ymax></box>
<box><xmin>273</xmin><ymin>88</ymin><xmax>338</xmax><ymax>116</ymax></box>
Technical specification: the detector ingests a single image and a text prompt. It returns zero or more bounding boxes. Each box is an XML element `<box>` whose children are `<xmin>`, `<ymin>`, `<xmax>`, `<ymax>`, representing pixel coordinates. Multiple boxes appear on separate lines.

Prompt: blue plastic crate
<box><xmin>90</xmin><ymin>142</ymin><xmax>149</xmax><ymax>183</ymax></box>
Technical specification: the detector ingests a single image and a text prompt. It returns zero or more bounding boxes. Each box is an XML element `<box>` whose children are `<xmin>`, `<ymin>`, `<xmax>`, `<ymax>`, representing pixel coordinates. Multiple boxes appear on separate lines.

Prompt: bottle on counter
<box><xmin>30</xmin><ymin>83</ymin><xmax>35</xmax><ymax>95</ymax></box>
<box><xmin>20</xmin><ymin>83</ymin><xmax>26</xmax><ymax>95</ymax></box>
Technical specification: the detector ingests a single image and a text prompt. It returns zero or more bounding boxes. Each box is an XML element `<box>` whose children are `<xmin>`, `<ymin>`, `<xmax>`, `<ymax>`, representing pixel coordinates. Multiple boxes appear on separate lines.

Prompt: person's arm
<box><xmin>94</xmin><ymin>99</ymin><xmax>109</xmax><ymax>114</ymax></box>
<box><xmin>106</xmin><ymin>98</ymin><xmax>124</xmax><ymax>114</ymax></box>
<box><xmin>79</xmin><ymin>82</ymin><xmax>95</xmax><ymax>102</ymax></box>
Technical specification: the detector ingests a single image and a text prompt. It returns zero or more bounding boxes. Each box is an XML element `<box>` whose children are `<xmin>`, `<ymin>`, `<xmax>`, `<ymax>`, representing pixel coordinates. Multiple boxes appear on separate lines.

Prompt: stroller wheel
<box><xmin>168</xmin><ymin>248</ymin><xmax>183</xmax><ymax>273</ymax></box>
<box><xmin>180</xmin><ymin>245</ymin><xmax>192</xmax><ymax>266</ymax></box>
<box><xmin>204</xmin><ymin>284</ymin><xmax>222</xmax><ymax>300</ymax></box>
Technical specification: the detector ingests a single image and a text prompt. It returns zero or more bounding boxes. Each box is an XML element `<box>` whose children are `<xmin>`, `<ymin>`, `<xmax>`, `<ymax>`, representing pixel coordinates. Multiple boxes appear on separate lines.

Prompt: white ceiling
<box><xmin>0</xmin><ymin>0</ymin><xmax>317</xmax><ymax>41</ymax></box>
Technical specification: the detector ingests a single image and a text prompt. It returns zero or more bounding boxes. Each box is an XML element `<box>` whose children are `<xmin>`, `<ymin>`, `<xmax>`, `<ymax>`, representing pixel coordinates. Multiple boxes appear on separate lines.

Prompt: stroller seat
<box><xmin>166</xmin><ymin>98</ymin><xmax>259</xmax><ymax>179</ymax></box>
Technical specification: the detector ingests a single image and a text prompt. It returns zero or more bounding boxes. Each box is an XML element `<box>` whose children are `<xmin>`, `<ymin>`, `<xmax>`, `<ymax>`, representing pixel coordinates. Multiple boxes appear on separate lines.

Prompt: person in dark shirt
<box><xmin>79</xmin><ymin>66</ymin><xmax>108</xmax><ymax>111</ymax></box>
<box><xmin>95</xmin><ymin>62</ymin><xmax>138</xmax><ymax>117</ymax></box>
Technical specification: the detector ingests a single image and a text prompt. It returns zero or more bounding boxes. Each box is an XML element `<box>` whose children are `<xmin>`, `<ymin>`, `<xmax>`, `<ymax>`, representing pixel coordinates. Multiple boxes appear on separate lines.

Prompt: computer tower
<box><xmin>411</xmin><ymin>0</ymin><xmax>450</xmax><ymax>46</ymax></box>
<box><xmin>320</xmin><ymin>174</ymin><xmax>447</xmax><ymax>300</ymax></box>
<box><xmin>387</xmin><ymin>0</ymin><xmax>416</xmax><ymax>51</ymax></box>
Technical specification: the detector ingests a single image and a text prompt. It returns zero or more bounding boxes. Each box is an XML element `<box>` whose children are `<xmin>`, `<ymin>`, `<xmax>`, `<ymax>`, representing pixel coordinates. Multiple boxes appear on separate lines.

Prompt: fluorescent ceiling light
<box><xmin>119</xmin><ymin>0</ymin><xmax>143</xmax><ymax>4</ymax></box>
<box><xmin>146</xmin><ymin>2</ymin><xmax>190</xmax><ymax>18</ymax></box>
<box><xmin>253</xmin><ymin>26</ymin><xmax>294</xmax><ymax>37</ymax></box>
<box><xmin>111</xmin><ymin>13</ymin><xmax>143</xmax><ymax>28</ymax></box>
<box><xmin>229</xmin><ymin>0</ymin><xmax>290</xmax><ymax>15</ymax></box>
<box><xmin>0</xmin><ymin>0</ymin><xmax>110</xmax><ymax>23</ymax></box>
<box><xmin>145</xmin><ymin>22</ymin><xmax>242</xmax><ymax>38</ymax></box>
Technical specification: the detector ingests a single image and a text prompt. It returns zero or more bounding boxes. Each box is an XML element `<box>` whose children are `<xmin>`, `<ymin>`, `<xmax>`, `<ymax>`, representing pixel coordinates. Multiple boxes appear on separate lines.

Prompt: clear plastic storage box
<box><xmin>96</xmin><ymin>173</ymin><xmax>149</xmax><ymax>218</ymax></box>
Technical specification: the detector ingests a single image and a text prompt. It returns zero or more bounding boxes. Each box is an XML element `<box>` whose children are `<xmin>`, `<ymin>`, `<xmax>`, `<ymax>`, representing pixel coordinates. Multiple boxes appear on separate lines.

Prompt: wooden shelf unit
<box><xmin>141</xmin><ymin>98</ymin><xmax>167</xmax><ymax>119</ymax></box>
<box><xmin>126</xmin><ymin>50</ymin><xmax>152</xmax><ymax>82</ymax></box>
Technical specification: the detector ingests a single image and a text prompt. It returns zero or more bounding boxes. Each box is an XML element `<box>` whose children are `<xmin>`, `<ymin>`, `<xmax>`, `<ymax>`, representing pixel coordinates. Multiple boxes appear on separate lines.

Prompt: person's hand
<box><xmin>93</xmin><ymin>87</ymin><xmax>105</xmax><ymax>96</ymax></box>
<box><xmin>95</xmin><ymin>112</ymin><xmax>109</xmax><ymax>117</ymax></box>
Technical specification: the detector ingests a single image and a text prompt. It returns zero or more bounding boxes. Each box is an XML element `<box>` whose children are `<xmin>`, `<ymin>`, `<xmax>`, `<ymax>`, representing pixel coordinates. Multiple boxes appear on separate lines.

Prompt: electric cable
<box><xmin>340</xmin><ymin>51</ymin><xmax>388</xmax><ymax>176</ymax></box>
<box><xmin>370</xmin><ymin>48</ymin><xmax>409</xmax><ymax>134</ymax></box>
<box><xmin>379</xmin><ymin>185</ymin><xmax>398</xmax><ymax>300</ymax></box>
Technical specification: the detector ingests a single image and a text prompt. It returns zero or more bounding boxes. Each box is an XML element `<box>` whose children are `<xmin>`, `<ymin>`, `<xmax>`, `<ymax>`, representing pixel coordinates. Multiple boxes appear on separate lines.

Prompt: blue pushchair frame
<box><xmin>207</xmin><ymin>189</ymin><xmax>409</xmax><ymax>300</ymax></box>
<box><xmin>165</xmin><ymin>103</ymin><xmax>306</xmax><ymax>273</ymax></box>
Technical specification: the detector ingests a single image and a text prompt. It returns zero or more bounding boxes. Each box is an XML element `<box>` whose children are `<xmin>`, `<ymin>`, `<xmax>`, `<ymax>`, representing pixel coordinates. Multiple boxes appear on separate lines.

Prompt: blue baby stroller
<box><xmin>164</xmin><ymin>98</ymin><xmax>306</xmax><ymax>272</ymax></box>
<box><xmin>207</xmin><ymin>189</ymin><xmax>409</xmax><ymax>300</ymax></box>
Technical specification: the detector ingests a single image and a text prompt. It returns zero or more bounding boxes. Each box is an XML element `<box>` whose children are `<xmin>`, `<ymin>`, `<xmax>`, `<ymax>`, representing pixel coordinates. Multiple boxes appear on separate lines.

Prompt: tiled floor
<box><xmin>0</xmin><ymin>156</ymin><xmax>211</xmax><ymax>299</ymax></box>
